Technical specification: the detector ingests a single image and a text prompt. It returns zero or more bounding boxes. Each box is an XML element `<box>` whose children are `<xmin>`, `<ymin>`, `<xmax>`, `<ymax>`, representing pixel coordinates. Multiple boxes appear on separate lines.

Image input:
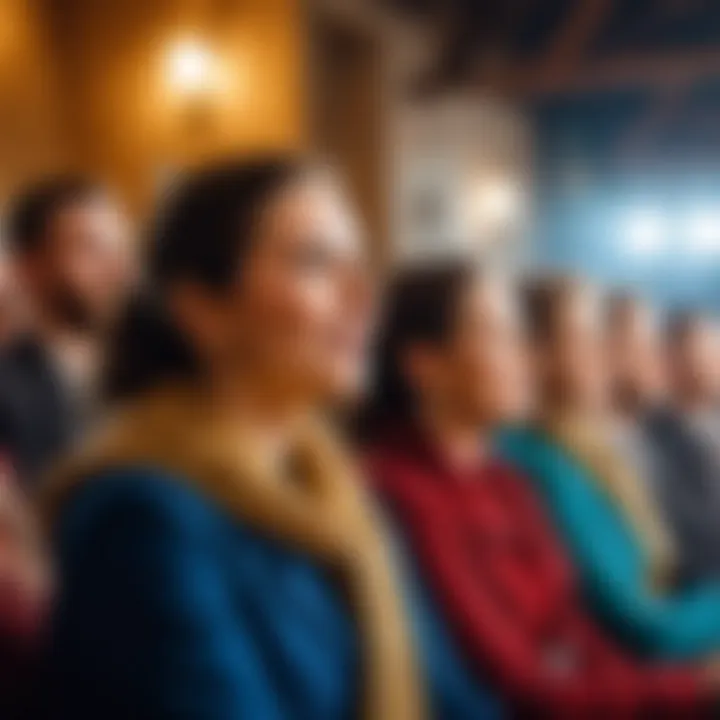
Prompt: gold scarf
<box><xmin>543</xmin><ymin>413</ymin><xmax>676</xmax><ymax>590</ymax></box>
<box><xmin>42</xmin><ymin>385</ymin><xmax>425</xmax><ymax>720</ymax></box>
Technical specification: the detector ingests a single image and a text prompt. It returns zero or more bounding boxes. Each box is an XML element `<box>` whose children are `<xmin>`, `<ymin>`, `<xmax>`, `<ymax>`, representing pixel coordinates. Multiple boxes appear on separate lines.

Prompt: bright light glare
<box><xmin>686</xmin><ymin>210</ymin><xmax>720</xmax><ymax>254</ymax></box>
<box><xmin>165</xmin><ymin>39</ymin><xmax>215</xmax><ymax>96</ymax></box>
<box><xmin>624</xmin><ymin>210</ymin><xmax>666</xmax><ymax>255</ymax></box>
<box><xmin>466</xmin><ymin>178</ymin><xmax>523</xmax><ymax>230</ymax></box>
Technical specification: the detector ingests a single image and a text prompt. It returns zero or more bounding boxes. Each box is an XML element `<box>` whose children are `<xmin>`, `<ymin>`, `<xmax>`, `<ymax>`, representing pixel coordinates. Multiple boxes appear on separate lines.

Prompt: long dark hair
<box><xmin>358</xmin><ymin>262</ymin><xmax>477</xmax><ymax>439</ymax></box>
<box><xmin>104</xmin><ymin>158</ymin><xmax>308</xmax><ymax>402</ymax></box>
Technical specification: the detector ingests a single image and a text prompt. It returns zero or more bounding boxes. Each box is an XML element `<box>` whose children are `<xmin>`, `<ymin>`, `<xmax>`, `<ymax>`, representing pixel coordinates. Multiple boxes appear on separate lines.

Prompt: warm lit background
<box><xmin>5</xmin><ymin>0</ymin><xmax>720</xmax><ymax>306</ymax></box>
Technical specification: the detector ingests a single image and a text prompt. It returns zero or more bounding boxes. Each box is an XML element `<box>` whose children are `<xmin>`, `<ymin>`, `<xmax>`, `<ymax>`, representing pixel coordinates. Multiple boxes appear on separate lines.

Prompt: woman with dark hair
<box><xmin>500</xmin><ymin>279</ymin><xmax>720</xmax><ymax>660</ymax></box>
<box><xmin>38</xmin><ymin>159</ymin><xmax>429</xmax><ymax>720</ymax></box>
<box><xmin>366</xmin><ymin>264</ymin><xmax>720</xmax><ymax>716</ymax></box>
<box><xmin>39</xmin><ymin>159</ymin><xmax>506</xmax><ymax>720</ymax></box>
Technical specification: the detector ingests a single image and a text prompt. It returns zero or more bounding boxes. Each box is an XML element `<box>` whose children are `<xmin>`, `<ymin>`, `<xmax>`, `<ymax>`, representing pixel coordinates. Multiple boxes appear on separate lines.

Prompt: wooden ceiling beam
<box><xmin>537</xmin><ymin>0</ymin><xmax>614</xmax><ymax>83</ymax></box>
<box><xmin>512</xmin><ymin>47</ymin><xmax>720</xmax><ymax>97</ymax></box>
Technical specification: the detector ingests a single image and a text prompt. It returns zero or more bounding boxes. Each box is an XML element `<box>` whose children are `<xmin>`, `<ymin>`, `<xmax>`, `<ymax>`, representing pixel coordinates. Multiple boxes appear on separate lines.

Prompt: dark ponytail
<box><xmin>103</xmin><ymin>158</ymin><xmax>308</xmax><ymax>403</ymax></box>
<box><xmin>103</xmin><ymin>291</ymin><xmax>199</xmax><ymax>401</ymax></box>
<box><xmin>357</xmin><ymin>262</ymin><xmax>477</xmax><ymax>440</ymax></box>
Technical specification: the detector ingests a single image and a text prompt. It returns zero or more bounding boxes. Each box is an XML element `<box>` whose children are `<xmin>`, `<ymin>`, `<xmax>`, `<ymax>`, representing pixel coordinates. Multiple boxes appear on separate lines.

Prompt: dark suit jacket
<box><xmin>645</xmin><ymin>408</ymin><xmax>720</xmax><ymax>583</ymax></box>
<box><xmin>0</xmin><ymin>337</ymin><xmax>78</xmax><ymax>488</ymax></box>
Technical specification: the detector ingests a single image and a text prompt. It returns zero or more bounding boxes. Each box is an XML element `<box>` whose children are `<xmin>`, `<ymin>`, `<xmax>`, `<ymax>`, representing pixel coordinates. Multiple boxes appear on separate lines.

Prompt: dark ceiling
<box><xmin>391</xmin><ymin>1</ymin><xmax>720</xmax><ymax>50</ymax></box>
<box><xmin>383</xmin><ymin>0</ymin><xmax>720</xmax><ymax>170</ymax></box>
<box><xmin>384</xmin><ymin>1</ymin><xmax>720</xmax><ymax>309</ymax></box>
<box><xmin>385</xmin><ymin>0</ymin><xmax>720</xmax><ymax>85</ymax></box>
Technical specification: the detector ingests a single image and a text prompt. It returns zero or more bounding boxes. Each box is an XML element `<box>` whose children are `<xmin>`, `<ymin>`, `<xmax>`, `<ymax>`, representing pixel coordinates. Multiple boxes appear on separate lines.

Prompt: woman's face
<box><xmin>547</xmin><ymin>287</ymin><xmax>609</xmax><ymax>411</ymax></box>
<box><xmin>608</xmin><ymin>302</ymin><xmax>667</xmax><ymax>406</ymax></box>
<box><xmin>220</xmin><ymin>174</ymin><xmax>373</xmax><ymax>406</ymax></box>
<box><xmin>671</xmin><ymin>319</ymin><xmax>720</xmax><ymax>404</ymax></box>
<box><xmin>418</xmin><ymin>277</ymin><xmax>530</xmax><ymax>426</ymax></box>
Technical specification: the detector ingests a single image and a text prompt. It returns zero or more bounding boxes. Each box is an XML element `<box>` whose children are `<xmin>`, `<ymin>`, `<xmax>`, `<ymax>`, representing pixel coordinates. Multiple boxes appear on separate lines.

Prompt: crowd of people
<box><xmin>1</xmin><ymin>158</ymin><xmax>720</xmax><ymax>717</ymax></box>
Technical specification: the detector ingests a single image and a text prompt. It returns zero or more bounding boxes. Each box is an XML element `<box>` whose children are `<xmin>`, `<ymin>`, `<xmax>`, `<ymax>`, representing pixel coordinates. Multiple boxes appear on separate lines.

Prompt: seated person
<box><xmin>40</xmin><ymin>160</ymin><xmax>500</xmax><ymax>720</ymax></box>
<box><xmin>500</xmin><ymin>278</ymin><xmax>720</xmax><ymax>660</ymax></box>
<box><xmin>605</xmin><ymin>292</ymin><xmax>668</xmax><ymax>488</ymax></box>
<box><xmin>642</xmin><ymin>311</ymin><xmax>720</xmax><ymax>583</ymax></box>
<box><xmin>0</xmin><ymin>456</ymin><xmax>51</xmax><ymax>718</ymax></box>
<box><xmin>1</xmin><ymin>178</ymin><xmax>133</xmax><ymax>487</ymax></box>
<box><xmin>365</xmin><ymin>265</ymin><xmax>718</xmax><ymax>716</ymax></box>
<box><xmin>604</xmin><ymin>293</ymin><xmax>680</xmax><ymax>572</ymax></box>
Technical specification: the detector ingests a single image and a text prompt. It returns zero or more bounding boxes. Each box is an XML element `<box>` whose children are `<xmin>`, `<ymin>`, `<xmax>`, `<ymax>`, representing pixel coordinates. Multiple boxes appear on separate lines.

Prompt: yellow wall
<box><xmin>47</xmin><ymin>0</ymin><xmax>307</xmax><ymax>213</ymax></box>
<box><xmin>2</xmin><ymin>0</ymin><xmax>390</xmax><ymax>246</ymax></box>
<box><xmin>0</xmin><ymin>0</ymin><xmax>66</xmax><ymax>200</ymax></box>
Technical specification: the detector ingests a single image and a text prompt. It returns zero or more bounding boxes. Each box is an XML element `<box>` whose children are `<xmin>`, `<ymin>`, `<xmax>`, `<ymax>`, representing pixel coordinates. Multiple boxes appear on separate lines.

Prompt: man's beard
<box><xmin>47</xmin><ymin>285</ymin><xmax>108</xmax><ymax>334</ymax></box>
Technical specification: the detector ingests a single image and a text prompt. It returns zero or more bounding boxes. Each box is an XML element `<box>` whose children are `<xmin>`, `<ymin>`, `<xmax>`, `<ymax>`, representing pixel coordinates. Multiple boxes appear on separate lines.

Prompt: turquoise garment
<box><xmin>498</xmin><ymin>427</ymin><xmax>720</xmax><ymax>660</ymax></box>
<box><xmin>44</xmin><ymin>469</ymin><xmax>502</xmax><ymax>719</ymax></box>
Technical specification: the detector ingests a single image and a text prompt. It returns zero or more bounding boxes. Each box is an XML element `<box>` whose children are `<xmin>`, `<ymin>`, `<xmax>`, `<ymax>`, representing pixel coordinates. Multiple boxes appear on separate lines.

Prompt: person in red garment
<box><xmin>0</xmin><ymin>455</ymin><xmax>50</xmax><ymax>719</ymax></box>
<box><xmin>363</xmin><ymin>264</ymin><xmax>720</xmax><ymax>718</ymax></box>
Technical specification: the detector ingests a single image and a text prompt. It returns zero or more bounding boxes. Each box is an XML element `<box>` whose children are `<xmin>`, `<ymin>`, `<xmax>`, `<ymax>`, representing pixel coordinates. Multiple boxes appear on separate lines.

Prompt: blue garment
<box><xmin>45</xmin><ymin>468</ymin><xmax>502</xmax><ymax>719</ymax></box>
<box><xmin>498</xmin><ymin>427</ymin><xmax>720</xmax><ymax>660</ymax></box>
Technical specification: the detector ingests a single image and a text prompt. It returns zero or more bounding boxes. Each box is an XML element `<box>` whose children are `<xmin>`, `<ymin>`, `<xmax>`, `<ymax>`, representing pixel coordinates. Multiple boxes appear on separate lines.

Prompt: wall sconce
<box><xmin>163</xmin><ymin>37</ymin><xmax>221</xmax><ymax>133</ymax></box>
<box><xmin>165</xmin><ymin>38</ymin><xmax>217</xmax><ymax>97</ymax></box>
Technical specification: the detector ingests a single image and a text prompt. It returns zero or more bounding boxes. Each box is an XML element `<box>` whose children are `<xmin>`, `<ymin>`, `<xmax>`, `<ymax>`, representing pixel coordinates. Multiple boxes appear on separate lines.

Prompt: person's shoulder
<box><xmin>364</xmin><ymin>434</ymin><xmax>447</xmax><ymax>520</ymax></box>
<box><xmin>0</xmin><ymin>335</ymin><xmax>45</xmax><ymax>370</ymax></box>
<box><xmin>364</xmin><ymin>429</ymin><xmax>420</xmax><ymax>482</ymax></box>
<box><xmin>54</xmin><ymin>467</ymin><xmax>232</xmax><ymax>545</ymax></box>
<box><xmin>495</xmin><ymin>423</ymin><xmax>548</xmax><ymax>458</ymax></box>
<box><xmin>0</xmin><ymin>338</ymin><xmax>46</xmax><ymax>399</ymax></box>
<box><xmin>488</xmin><ymin>455</ymin><xmax>532</xmax><ymax>486</ymax></box>
<box><xmin>642</xmin><ymin>402</ymin><xmax>667</xmax><ymax>421</ymax></box>
<box><xmin>644</xmin><ymin>405</ymin><xmax>683</xmax><ymax>439</ymax></box>
<box><xmin>495</xmin><ymin>424</ymin><xmax>590</xmax><ymax>494</ymax></box>
<box><xmin>364</xmin><ymin>430</ymin><xmax>441</xmax><ymax>489</ymax></box>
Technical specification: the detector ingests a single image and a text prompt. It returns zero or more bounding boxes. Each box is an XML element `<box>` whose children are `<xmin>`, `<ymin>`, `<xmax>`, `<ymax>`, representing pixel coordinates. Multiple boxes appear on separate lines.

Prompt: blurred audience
<box><xmin>0</xmin><ymin>153</ymin><xmax>719</xmax><ymax>719</ymax></box>
<box><xmin>366</xmin><ymin>266</ymin><xmax>718</xmax><ymax>716</ymax></box>
<box><xmin>645</xmin><ymin>311</ymin><xmax>720</xmax><ymax>583</ymax></box>
<box><xmin>0</xmin><ymin>178</ymin><xmax>133</xmax><ymax>487</ymax></box>
<box><xmin>501</xmin><ymin>278</ymin><xmax>720</xmax><ymax>660</ymax></box>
